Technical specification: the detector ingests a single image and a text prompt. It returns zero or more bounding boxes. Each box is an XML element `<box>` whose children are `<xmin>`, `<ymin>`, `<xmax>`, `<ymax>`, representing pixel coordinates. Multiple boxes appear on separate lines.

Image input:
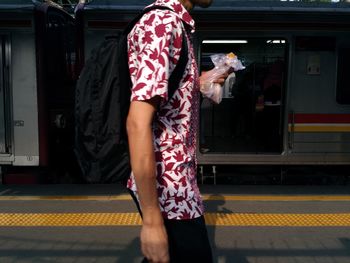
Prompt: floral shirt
<box><xmin>126</xmin><ymin>0</ymin><xmax>203</xmax><ymax>220</ymax></box>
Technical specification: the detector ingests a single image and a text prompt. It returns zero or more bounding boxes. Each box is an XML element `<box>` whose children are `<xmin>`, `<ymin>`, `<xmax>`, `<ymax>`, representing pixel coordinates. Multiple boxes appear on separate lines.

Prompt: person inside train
<box><xmin>261</xmin><ymin>59</ymin><xmax>284</xmax><ymax>151</ymax></box>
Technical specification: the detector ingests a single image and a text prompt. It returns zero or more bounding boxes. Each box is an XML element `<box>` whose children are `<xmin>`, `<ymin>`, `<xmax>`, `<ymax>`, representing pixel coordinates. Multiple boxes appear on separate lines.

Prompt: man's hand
<box><xmin>141</xmin><ymin>221</ymin><xmax>169</xmax><ymax>263</ymax></box>
<box><xmin>200</xmin><ymin>69</ymin><xmax>229</xmax><ymax>86</ymax></box>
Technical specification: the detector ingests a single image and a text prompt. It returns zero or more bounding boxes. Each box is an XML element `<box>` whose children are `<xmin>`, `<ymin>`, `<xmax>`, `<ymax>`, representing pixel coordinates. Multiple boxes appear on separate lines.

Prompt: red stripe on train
<box><xmin>288</xmin><ymin>114</ymin><xmax>350</xmax><ymax>124</ymax></box>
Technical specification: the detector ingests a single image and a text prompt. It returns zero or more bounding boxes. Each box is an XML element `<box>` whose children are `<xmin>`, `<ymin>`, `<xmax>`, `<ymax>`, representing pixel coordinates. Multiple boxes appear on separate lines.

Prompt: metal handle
<box><xmin>288</xmin><ymin>111</ymin><xmax>295</xmax><ymax>149</ymax></box>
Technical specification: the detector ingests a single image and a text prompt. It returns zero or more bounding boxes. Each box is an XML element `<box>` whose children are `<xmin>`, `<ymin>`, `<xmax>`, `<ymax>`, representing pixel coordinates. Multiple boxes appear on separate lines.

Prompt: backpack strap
<box><xmin>168</xmin><ymin>32</ymin><xmax>188</xmax><ymax>99</ymax></box>
<box><xmin>124</xmin><ymin>5</ymin><xmax>189</xmax><ymax>101</ymax></box>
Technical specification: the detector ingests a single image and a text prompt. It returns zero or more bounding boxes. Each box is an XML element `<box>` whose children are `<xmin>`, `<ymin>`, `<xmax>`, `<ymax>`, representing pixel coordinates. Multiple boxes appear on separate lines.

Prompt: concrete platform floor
<box><xmin>0</xmin><ymin>184</ymin><xmax>349</xmax><ymax>263</ymax></box>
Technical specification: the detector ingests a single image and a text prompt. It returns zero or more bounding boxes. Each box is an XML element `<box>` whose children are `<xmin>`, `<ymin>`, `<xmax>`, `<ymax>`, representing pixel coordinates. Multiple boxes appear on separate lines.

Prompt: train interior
<box><xmin>200</xmin><ymin>38</ymin><xmax>287</xmax><ymax>154</ymax></box>
<box><xmin>0</xmin><ymin>34</ymin><xmax>10</xmax><ymax>157</ymax></box>
<box><xmin>0</xmin><ymin>36</ymin><xmax>5</xmax><ymax>155</ymax></box>
<box><xmin>41</xmin><ymin>8</ymin><xmax>79</xmax><ymax>181</ymax></box>
<box><xmin>336</xmin><ymin>47</ymin><xmax>350</xmax><ymax>105</ymax></box>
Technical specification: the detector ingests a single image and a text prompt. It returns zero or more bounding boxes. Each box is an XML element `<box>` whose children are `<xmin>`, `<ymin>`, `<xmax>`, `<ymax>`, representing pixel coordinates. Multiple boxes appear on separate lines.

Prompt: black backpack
<box><xmin>74</xmin><ymin>6</ymin><xmax>188</xmax><ymax>183</ymax></box>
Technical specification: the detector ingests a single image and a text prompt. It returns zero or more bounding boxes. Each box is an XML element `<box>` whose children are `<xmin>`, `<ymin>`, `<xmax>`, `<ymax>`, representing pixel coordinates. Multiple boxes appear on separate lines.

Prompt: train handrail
<box><xmin>288</xmin><ymin>111</ymin><xmax>295</xmax><ymax>150</ymax></box>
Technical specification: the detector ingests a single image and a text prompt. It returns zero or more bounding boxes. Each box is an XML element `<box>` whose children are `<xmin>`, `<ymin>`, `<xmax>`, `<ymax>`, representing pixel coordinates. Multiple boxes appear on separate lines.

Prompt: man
<box><xmin>126</xmin><ymin>0</ymin><xmax>224</xmax><ymax>262</ymax></box>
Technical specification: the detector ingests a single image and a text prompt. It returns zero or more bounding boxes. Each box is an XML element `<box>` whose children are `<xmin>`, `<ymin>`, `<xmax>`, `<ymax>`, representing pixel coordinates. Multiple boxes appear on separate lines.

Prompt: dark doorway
<box><xmin>200</xmin><ymin>38</ymin><xmax>287</xmax><ymax>154</ymax></box>
<box><xmin>0</xmin><ymin>35</ymin><xmax>10</xmax><ymax>154</ymax></box>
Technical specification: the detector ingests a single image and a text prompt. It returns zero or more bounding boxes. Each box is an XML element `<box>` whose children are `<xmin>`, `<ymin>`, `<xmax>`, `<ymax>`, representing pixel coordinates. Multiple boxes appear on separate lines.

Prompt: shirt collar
<box><xmin>148</xmin><ymin>0</ymin><xmax>195</xmax><ymax>33</ymax></box>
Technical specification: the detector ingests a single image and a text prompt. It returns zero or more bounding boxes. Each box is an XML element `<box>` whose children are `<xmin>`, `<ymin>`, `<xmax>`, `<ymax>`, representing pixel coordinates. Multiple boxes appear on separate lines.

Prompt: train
<box><xmin>1</xmin><ymin>0</ymin><xmax>349</xmax><ymax>183</ymax></box>
<box><xmin>0</xmin><ymin>0</ymin><xmax>78</xmax><ymax>183</ymax></box>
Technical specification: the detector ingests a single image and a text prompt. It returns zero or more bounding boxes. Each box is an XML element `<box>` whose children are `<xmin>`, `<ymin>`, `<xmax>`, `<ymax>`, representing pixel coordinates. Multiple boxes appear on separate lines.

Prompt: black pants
<box><xmin>129</xmin><ymin>190</ymin><xmax>213</xmax><ymax>263</ymax></box>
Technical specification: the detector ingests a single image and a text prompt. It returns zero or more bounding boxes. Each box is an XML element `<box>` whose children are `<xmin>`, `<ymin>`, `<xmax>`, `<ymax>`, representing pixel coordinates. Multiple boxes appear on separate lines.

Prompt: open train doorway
<box><xmin>0</xmin><ymin>35</ymin><xmax>10</xmax><ymax>155</ymax></box>
<box><xmin>200</xmin><ymin>38</ymin><xmax>287</xmax><ymax>154</ymax></box>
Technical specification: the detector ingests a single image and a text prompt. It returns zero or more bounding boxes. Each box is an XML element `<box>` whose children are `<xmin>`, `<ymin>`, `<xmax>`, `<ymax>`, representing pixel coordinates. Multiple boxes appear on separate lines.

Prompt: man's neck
<box><xmin>179</xmin><ymin>0</ymin><xmax>193</xmax><ymax>11</ymax></box>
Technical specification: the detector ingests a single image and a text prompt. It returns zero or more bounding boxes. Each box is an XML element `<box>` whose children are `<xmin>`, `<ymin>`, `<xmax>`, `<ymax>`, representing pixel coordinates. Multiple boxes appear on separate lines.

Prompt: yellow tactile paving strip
<box><xmin>203</xmin><ymin>195</ymin><xmax>350</xmax><ymax>202</ymax></box>
<box><xmin>204</xmin><ymin>213</ymin><xmax>350</xmax><ymax>227</ymax></box>
<box><xmin>0</xmin><ymin>195</ymin><xmax>132</xmax><ymax>201</ymax></box>
<box><xmin>1</xmin><ymin>194</ymin><xmax>350</xmax><ymax>201</ymax></box>
<box><xmin>0</xmin><ymin>213</ymin><xmax>142</xmax><ymax>226</ymax></box>
<box><xmin>0</xmin><ymin>213</ymin><xmax>350</xmax><ymax>227</ymax></box>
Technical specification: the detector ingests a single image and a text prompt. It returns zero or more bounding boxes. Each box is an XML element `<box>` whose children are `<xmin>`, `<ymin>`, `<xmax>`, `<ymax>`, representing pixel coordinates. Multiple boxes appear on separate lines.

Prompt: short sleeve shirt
<box><xmin>126</xmin><ymin>0</ymin><xmax>204</xmax><ymax>220</ymax></box>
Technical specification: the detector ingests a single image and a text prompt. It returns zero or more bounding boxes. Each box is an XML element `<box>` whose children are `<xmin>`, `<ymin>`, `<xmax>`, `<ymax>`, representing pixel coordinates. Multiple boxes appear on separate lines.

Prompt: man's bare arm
<box><xmin>126</xmin><ymin>96</ymin><xmax>169</xmax><ymax>263</ymax></box>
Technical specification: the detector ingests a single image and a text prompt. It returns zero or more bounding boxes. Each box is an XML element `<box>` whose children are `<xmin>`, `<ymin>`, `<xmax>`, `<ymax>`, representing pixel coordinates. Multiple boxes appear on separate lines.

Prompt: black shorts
<box><xmin>129</xmin><ymin>190</ymin><xmax>213</xmax><ymax>263</ymax></box>
<box><xmin>165</xmin><ymin>216</ymin><xmax>213</xmax><ymax>263</ymax></box>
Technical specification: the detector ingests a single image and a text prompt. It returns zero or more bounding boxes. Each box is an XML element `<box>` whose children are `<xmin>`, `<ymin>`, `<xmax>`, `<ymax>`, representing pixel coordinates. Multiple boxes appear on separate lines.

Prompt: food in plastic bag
<box><xmin>201</xmin><ymin>82</ymin><xmax>223</xmax><ymax>104</ymax></box>
<box><xmin>200</xmin><ymin>52</ymin><xmax>245</xmax><ymax>104</ymax></box>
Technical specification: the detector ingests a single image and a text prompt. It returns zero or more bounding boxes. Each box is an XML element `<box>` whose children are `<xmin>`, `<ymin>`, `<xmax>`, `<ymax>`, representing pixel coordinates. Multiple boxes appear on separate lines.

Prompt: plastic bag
<box><xmin>223</xmin><ymin>72</ymin><xmax>236</xmax><ymax>98</ymax></box>
<box><xmin>200</xmin><ymin>82</ymin><xmax>223</xmax><ymax>104</ymax></box>
<box><xmin>200</xmin><ymin>52</ymin><xmax>245</xmax><ymax>104</ymax></box>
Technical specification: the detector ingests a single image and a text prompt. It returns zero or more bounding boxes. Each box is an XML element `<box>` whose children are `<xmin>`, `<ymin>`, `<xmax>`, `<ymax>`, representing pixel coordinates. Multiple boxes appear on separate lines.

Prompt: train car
<box><xmin>76</xmin><ymin>0</ymin><xmax>350</xmax><ymax>169</ymax></box>
<box><xmin>0</xmin><ymin>0</ymin><xmax>78</xmax><ymax>183</ymax></box>
<box><xmin>197</xmin><ymin>0</ymin><xmax>350</xmax><ymax>167</ymax></box>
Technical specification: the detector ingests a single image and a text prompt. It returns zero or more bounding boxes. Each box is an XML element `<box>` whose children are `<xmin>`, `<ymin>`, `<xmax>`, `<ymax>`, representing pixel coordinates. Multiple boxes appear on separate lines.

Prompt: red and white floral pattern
<box><xmin>127</xmin><ymin>0</ymin><xmax>203</xmax><ymax>220</ymax></box>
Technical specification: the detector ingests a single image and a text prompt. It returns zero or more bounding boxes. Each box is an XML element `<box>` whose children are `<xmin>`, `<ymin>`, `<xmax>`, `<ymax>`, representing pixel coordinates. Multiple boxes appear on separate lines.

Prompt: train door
<box><xmin>200</xmin><ymin>38</ymin><xmax>287</xmax><ymax>154</ymax></box>
<box><xmin>288</xmin><ymin>36</ymin><xmax>350</xmax><ymax>154</ymax></box>
<box><xmin>44</xmin><ymin>7</ymin><xmax>77</xmax><ymax>178</ymax></box>
<box><xmin>0</xmin><ymin>35</ymin><xmax>10</xmax><ymax>156</ymax></box>
<box><xmin>34</xmin><ymin>3</ymin><xmax>78</xmax><ymax>180</ymax></box>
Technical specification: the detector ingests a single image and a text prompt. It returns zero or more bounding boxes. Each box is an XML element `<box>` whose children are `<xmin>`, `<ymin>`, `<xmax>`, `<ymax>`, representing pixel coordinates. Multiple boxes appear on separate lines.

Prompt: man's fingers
<box><xmin>141</xmin><ymin>241</ymin><xmax>169</xmax><ymax>263</ymax></box>
<box><xmin>214</xmin><ymin>77</ymin><xmax>225</xmax><ymax>85</ymax></box>
<box><xmin>213</xmin><ymin>72</ymin><xmax>229</xmax><ymax>85</ymax></box>
<box><xmin>141</xmin><ymin>243</ymin><xmax>150</xmax><ymax>261</ymax></box>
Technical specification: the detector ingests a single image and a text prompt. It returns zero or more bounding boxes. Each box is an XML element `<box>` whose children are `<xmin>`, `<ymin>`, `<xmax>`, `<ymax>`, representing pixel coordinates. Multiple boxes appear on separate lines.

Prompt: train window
<box><xmin>44</xmin><ymin>10</ymin><xmax>77</xmax><ymax>108</ymax></box>
<box><xmin>0</xmin><ymin>36</ymin><xmax>5</xmax><ymax>153</ymax></box>
<box><xmin>200</xmin><ymin>38</ymin><xmax>287</xmax><ymax>154</ymax></box>
<box><xmin>0</xmin><ymin>35</ymin><xmax>10</xmax><ymax>154</ymax></box>
<box><xmin>336</xmin><ymin>48</ymin><xmax>350</xmax><ymax>105</ymax></box>
<box><xmin>46</xmin><ymin>12</ymin><xmax>76</xmax><ymax>84</ymax></box>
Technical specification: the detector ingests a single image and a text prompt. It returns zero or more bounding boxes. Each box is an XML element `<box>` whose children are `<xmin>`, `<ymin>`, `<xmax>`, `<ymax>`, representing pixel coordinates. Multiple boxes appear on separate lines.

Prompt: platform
<box><xmin>0</xmin><ymin>184</ymin><xmax>350</xmax><ymax>263</ymax></box>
